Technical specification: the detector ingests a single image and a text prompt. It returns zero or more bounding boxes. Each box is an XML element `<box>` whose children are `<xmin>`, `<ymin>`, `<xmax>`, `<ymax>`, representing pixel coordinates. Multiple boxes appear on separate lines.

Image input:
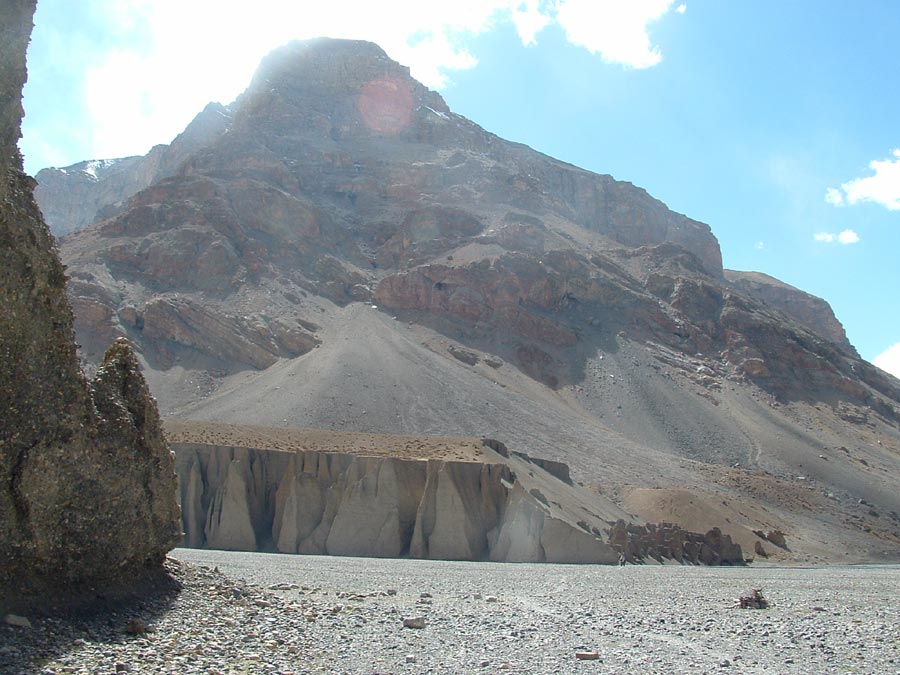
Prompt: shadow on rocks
<box><xmin>0</xmin><ymin>561</ymin><xmax>183</xmax><ymax>674</ymax></box>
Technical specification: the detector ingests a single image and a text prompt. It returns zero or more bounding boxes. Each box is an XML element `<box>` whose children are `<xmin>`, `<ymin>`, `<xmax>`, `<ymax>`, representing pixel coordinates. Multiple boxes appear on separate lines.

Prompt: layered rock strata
<box><xmin>725</xmin><ymin>269</ymin><xmax>857</xmax><ymax>355</ymax></box>
<box><xmin>0</xmin><ymin>0</ymin><xmax>180</xmax><ymax>612</ymax></box>
<box><xmin>54</xmin><ymin>39</ymin><xmax>723</xmax><ymax>370</ymax></box>
<box><xmin>173</xmin><ymin>441</ymin><xmax>742</xmax><ymax>565</ymax></box>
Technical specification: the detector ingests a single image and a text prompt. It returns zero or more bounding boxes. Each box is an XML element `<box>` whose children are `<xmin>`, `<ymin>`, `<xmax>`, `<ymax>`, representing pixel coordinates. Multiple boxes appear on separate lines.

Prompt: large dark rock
<box><xmin>0</xmin><ymin>0</ymin><xmax>180</xmax><ymax>613</ymax></box>
<box><xmin>607</xmin><ymin>520</ymin><xmax>744</xmax><ymax>565</ymax></box>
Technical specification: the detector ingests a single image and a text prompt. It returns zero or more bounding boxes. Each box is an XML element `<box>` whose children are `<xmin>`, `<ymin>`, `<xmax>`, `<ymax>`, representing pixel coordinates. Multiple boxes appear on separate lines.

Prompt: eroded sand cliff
<box><xmin>169</xmin><ymin>422</ymin><xmax>743</xmax><ymax>565</ymax></box>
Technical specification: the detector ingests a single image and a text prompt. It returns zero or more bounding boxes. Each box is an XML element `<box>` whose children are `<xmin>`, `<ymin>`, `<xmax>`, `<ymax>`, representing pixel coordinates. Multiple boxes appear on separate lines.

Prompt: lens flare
<box><xmin>358</xmin><ymin>76</ymin><xmax>414</xmax><ymax>135</ymax></box>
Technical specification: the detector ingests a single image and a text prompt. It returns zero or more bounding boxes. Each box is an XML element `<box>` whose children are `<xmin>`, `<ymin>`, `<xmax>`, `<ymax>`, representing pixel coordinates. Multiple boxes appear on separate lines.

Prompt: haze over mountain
<box><xmin>41</xmin><ymin>38</ymin><xmax>900</xmax><ymax>562</ymax></box>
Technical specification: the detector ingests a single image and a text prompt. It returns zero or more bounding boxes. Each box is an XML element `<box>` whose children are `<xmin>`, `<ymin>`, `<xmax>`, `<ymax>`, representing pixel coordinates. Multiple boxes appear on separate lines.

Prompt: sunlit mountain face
<box><xmin>43</xmin><ymin>39</ymin><xmax>900</xmax><ymax>563</ymax></box>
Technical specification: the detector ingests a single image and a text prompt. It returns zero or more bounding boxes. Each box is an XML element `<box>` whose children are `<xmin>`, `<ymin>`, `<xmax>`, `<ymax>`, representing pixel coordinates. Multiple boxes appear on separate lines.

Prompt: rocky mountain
<box><xmin>1</xmin><ymin>0</ymin><xmax>180</xmax><ymax>613</ymax></box>
<box><xmin>45</xmin><ymin>38</ymin><xmax>900</xmax><ymax>562</ymax></box>
<box><xmin>35</xmin><ymin>102</ymin><xmax>231</xmax><ymax>237</ymax></box>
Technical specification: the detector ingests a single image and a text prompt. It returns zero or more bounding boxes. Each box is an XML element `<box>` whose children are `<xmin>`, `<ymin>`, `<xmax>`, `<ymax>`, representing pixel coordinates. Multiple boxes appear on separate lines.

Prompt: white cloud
<box><xmin>824</xmin><ymin>186</ymin><xmax>844</xmax><ymax>206</ymax></box>
<box><xmin>676</xmin><ymin>4</ymin><xmax>687</xmax><ymax>14</ymax></box>
<box><xmin>826</xmin><ymin>148</ymin><xmax>900</xmax><ymax>211</ymax></box>
<box><xmin>23</xmin><ymin>0</ymin><xmax>684</xmax><ymax>168</ymax></box>
<box><xmin>511</xmin><ymin>1</ymin><xmax>552</xmax><ymax>46</ymax></box>
<box><xmin>814</xmin><ymin>229</ymin><xmax>859</xmax><ymax>245</ymax></box>
<box><xmin>837</xmin><ymin>229</ymin><xmax>860</xmax><ymax>244</ymax></box>
<box><xmin>873</xmin><ymin>342</ymin><xmax>900</xmax><ymax>379</ymax></box>
<box><xmin>755</xmin><ymin>241</ymin><xmax>764</xmax><ymax>250</ymax></box>
<box><xmin>555</xmin><ymin>0</ymin><xmax>676</xmax><ymax>69</ymax></box>
<box><xmin>73</xmin><ymin>0</ymin><xmax>512</xmax><ymax>161</ymax></box>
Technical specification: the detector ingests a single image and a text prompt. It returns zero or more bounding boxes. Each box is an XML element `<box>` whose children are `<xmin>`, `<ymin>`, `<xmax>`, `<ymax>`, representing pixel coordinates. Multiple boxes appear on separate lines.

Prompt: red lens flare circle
<box><xmin>358</xmin><ymin>77</ymin><xmax>414</xmax><ymax>135</ymax></box>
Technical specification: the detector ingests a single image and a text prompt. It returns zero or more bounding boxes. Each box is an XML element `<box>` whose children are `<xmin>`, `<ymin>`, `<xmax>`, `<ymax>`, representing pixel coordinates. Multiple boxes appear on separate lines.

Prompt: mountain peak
<box><xmin>234</xmin><ymin>38</ymin><xmax>450</xmax><ymax>137</ymax></box>
<box><xmin>244</xmin><ymin>38</ymin><xmax>417</xmax><ymax>101</ymax></box>
<box><xmin>251</xmin><ymin>38</ymin><xmax>395</xmax><ymax>87</ymax></box>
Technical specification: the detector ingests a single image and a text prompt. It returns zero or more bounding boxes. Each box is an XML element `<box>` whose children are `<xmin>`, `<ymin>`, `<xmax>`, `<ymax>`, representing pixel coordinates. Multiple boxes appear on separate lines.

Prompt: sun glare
<box><xmin>358</xmin><ymin>77</ymin><xmax>415</xmax><ymax>135</ymax></box>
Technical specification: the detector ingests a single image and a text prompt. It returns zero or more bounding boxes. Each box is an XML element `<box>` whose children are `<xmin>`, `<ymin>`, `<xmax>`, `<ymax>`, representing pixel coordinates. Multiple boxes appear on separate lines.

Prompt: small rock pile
<box><xmin>738</xmin><ymin>588</ymin><xmax>769</xmax><ymax>609</ymax></box>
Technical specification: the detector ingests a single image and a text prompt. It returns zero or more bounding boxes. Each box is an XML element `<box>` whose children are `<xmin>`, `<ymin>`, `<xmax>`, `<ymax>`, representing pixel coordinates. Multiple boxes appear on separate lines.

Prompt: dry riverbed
<box><xmin>2</xmin><ymin>549</ymin><xmax>898</xmax><ymax>674</ymax></box>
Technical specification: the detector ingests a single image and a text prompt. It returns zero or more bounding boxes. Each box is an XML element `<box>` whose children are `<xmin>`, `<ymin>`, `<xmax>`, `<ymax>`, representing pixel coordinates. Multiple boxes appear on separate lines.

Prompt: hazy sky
<box><xmin>19</xmin><ymin>0</ymin><xmax>900</xmax><ymax>377</ymax></box>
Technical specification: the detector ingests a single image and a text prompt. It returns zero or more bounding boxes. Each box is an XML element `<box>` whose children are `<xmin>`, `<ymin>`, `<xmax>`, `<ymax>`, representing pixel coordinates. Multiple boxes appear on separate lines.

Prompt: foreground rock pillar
<box><xmin>1</xmin><ymin>0</ymin><xmax>181</xmax><ymax>613</ymax></box>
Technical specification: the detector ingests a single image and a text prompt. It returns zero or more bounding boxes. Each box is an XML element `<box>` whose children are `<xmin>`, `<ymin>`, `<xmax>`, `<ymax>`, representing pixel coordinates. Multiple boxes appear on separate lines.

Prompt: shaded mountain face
<box><xmin>48</xmin><ymin>38</ymin><xmax>900</xmax><ymax>561</ymax></box>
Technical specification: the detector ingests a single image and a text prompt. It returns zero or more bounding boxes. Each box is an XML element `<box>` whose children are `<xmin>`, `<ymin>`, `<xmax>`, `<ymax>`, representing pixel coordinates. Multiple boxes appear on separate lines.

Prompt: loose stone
<box><xmin>2</xmin><ymin>615</ymin><xmax>31</xmax><ymax>628</ymax></box>
<box><xmin>403</xmin><ymin>616</ymin><xmax>426</xmax><ymax>629</ymax></box>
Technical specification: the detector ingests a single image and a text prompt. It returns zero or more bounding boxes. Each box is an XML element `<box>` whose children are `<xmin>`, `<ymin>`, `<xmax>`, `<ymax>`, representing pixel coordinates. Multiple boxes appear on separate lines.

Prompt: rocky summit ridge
<box><xmin>38</xmin><ymin>38</ymin><xmax>900</xmax><ymax>562</ymax></box>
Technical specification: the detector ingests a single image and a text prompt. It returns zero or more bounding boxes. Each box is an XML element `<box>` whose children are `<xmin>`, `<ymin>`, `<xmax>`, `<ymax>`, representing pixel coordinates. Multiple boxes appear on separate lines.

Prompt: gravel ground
<box><xmin>2</xmin><ymin>549</ymin><xmax>898</xmax><ymax>675</ymax></box>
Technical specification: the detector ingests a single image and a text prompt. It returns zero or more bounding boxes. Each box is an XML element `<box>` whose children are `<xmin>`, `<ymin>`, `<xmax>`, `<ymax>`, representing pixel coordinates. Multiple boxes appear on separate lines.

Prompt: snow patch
<box><xmin>420</xmin><ymin>105</ymin><xmax>449</xmax><ymax>120</ymax></box>
<box><xmin>80</xmin><ymin>158</ymin><xmax>119</xmax><ymax>181</ymax></box>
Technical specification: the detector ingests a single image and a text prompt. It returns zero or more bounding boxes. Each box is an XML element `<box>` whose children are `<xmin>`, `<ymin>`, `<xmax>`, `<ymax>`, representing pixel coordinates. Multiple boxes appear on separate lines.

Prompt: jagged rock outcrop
<box><xmin>138</xmin><ymin>296</ymin><xmax>319</xmax><ymax>370</ymax></box>
<box><xmin>603</xmin><ymin>244</ymin><xmax>900</xmax><ymax>414</ymax></box>
<box><xmin>725</xmin><ymin>270</ymin><xmax>857</xmax><ymax>355</ymax></box>
<box><xmin>173</xmin><ymin>438</ymin><xmax>741</xmax><ymax>565</ymax></box>
<box><xmin>607</xmin><ymin>520</ymin><xmax>744</xmax><ymax>565</ymax></box>
<box><xmin>35</xmin><ymin>157</ymin><xmax>143</xmax><ymax>237</ymax></box>
<box><xmin>0</xmin><ymin>0</ymin><xmax>180</xmax><ymax>612</ymax></box>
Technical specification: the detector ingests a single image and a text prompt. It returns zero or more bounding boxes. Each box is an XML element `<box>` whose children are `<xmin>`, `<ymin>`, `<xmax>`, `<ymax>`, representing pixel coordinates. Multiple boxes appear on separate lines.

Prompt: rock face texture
<box><xmin>724</xmin><ymin>269</ymin><xmax>857</xmax><ymax>356</ymax></box>
<box><xmin>173</xmin><ymin>438</ymin><xmax>741</xmax><ymax>565</ymax></box>
<box><xmin>51</xmin><ymin>38</ymin><xmax>897</xmax><ymax>415</ymax></box>
<box><xmin>0</xmin><ymin>1</ymin><xmax>180</xmax><ymax>612</ymax></box>
<box><xmin>55</xmin><ymin>39</ymin><xmax>726</xmax><ymax>370</ymax></box>
<box><xmin>607</xmin><ymin>520</ymin><xmax>743</xmax><ymax>565</ymax></box>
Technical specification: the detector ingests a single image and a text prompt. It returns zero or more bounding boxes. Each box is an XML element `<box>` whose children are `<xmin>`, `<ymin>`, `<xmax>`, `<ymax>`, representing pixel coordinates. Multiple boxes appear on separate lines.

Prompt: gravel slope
<box><xmin>148</xmin><ymin>304</ymin><xmax>900</xmax><ymax>564</ymax></box>
<box><xmin>3</xmin><ymin>550</ymin><xmax>897</xmax><ymax>674</ymax></box>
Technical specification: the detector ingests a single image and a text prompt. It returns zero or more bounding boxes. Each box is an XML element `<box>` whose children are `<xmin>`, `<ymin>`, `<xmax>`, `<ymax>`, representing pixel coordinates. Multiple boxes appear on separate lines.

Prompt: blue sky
<box><xmin>19</xmin><ymin>1</ymin><xmax>900</xmax><ymax>376</ymax></box>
